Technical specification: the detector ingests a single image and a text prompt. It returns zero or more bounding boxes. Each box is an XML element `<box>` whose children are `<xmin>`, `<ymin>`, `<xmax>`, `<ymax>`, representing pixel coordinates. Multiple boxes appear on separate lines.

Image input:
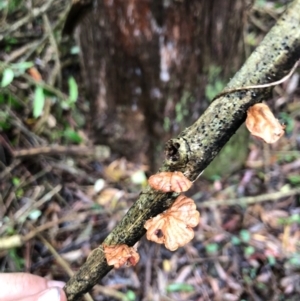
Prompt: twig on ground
<box><xmin>8</xmin><ymin>109</ymin><xmax>46</xmax><ymax>145</ymax></box>
<box><xmin>0</xmin><ymin>205</ymin><xmax>110</xmax><ymax>250</ymax></box>
<box><xmin>42</xmin><ymin>14</ymin><xmax>62</xmax><ymax>86</ymax></box>
<box><xmin>20</xmin><ymin>166</ymin><xmax>53</xmax><ymax>190</ymax></box>
<box><xmin>35</xmin><ymin>232</ymin><xmax>94</xmax><ymax>301</ymax></box>
<box><xmin>0</xmin><ymin>61</ymin><xmax>68</xmax><ymax>101</ymax></box>
<box><xmin>21</xmin><ymin>73</ymin><xmax>68</xmax><ymax>100</ymax></box>
<box><xmin>4</xmin><ymin>41</ymin><xmax>40</xmax><ymax>62</ymax></box>
<box><xmin>13</xmin><ymin>185</ymin><xmax>62</xmax><ymax>225</ymax></box>
<box><xmin>13</xmin><ymin>145</ymin><xmax>110</xmax><ymax>160</ymax></box>
<box><xmin>48</xmin><ymin>160</ymin><xmax>97</xmax><ymax>184</ymax></box>
<box><xmin>198</xmin><ymin>187</ymin><xmax>300</xmax><ymax>208</ymax></box>
<box><xmin>0</xmin><ymin>0</ymin><xmax>57</xmax><ymax>40</ymax></box>
<box><xmin>0</xmin><ymin>185</ymin><xmax>62</xmax><ymax>236</ymax></box>
<box><xmin>35</xmin><ymin>231</ymin><xmax>127</xmax><ymax>301</ymax></box>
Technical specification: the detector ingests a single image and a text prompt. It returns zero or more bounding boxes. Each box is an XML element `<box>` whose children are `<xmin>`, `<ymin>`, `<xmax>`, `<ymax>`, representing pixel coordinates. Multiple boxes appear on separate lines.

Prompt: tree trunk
<box><xmin>68</xmin><ymin>0</ymin><xmax>247</xmax><ymax>168</ymax></box>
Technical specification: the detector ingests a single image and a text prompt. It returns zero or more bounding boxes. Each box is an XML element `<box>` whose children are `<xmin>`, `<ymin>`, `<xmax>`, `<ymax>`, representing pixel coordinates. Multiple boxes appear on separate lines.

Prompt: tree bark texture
<box><xmin>64</xmin><ymin>1</ymin><xmax>300</xmax><ymax>300</ymax></box>
<box><xmin>72</xmin><ymin>0</ymin><xmax>247</xmax><ymax>168</ymax></box>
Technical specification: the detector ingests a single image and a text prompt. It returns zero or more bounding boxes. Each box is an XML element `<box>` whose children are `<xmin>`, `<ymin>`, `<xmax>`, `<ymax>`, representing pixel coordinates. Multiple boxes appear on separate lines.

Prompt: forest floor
<box><xmin>1</xmin><ymin>1</ymin><xmax>300</xmax><ymax>301</ymax></box>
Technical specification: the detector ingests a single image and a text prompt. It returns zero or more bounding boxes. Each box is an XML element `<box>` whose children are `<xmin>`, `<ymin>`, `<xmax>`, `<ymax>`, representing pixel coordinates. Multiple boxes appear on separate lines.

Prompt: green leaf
<box><xmin>16</xmin><ymin>188</ymin><xmax>24</xmax><ymax>198</ymax></box>
<box><xmin>240</xmin><ymin>229</ymin><xmax>251</xmax><ymax>242</ymax></box>
<box><xmin>1</xmin><ymin>68</ymin><xmax>14</xmax><ymax>87</ymax></box>
<box><xmin>205</xmin><ymin>243</ymin><xmax>219</xmax><ymax>254</ymax></box>
<box><xmin>231</xmin><ymin>236</ymin><xmax>241</xmax><ymax>245</ymax></box>
<box><xmin>267</xmin><ymin>255</ymin><xmax>276</xmax><ymax>266</ymax></box>
<box><xmin>130</xmin><ymin>170</ymin><xmax>147</xmax><ymax>185</ymax></box>
<box><xmin>289</xmin><ymin>213</ymin><xmax>300</xmax><ymax>223</ymax></box>
<box><xmin>244</xmin><ymin>246</ymin><xmax>255</xmax><ymax>256</ymax></box>
<box><xmin>8</xmin><ymin>248</ymin><xmax>25</xmax><ymax>271</ymax></box>
<box><xmin>0</xmin><ymin>1</ymin><xmax>7</xmax><ymax>10</ymax></box>
<box><xmin>163</xmin><ymin>116</ymin><xmax>171</xmax><ymax>131</ymax></box>
<box><xmin>279</xmin><ymin>112</ymin><xmax>294</xmax><ymax>135</ymax></box>
<box><xmin>166</xmin><ymin>283</ymin><xmax>194</xmax><ymax>293</ymax></box>
<box><xmin>28</xmin><ymin>209</ymin><xmax>42</xmax><ymax>221</ymax></box>
<box><xmin>8</xmin><ymin>0</ymin><xmax>23</xmax><ymax>12</ymax></box>
<box><xmin>68</xmin><ymin>77</ymin><xmax>78</xmax><ymax>103</ymax></box>
<box><xmin>287</xmin><ymin>174</ymin><xmax>300</xmax><ymax>185</ymax></box>
<box><xmin>33</xmin><ymin>85</ymin><xmax>45</xmax><ymax>118</ymax></box>
<box><xmin>12</xmin><ymin>177</ymin><xmax>20</xmax><ymax>186</ymax></box>
<box><xmin>63</xmin><ymin>128</ymin><xmax>82</xmax><ymax>143</ymax></box>
<box><xmin>288</xmin><ymin>254</ymin><xmax>300</xmax><ymax>267</ymax></box>
<box><xmin>125</xmin><ymin>290</ymin><xmax>136</xmax><ymax>301</ymax></box>
<box><xmin>70</xmin><ymin>46</ymin><xmax>80</xmax><ymax>55</ymax></box>
<box><xmin>0</xmin><ymin>110</ymin><xmax>10</xmax><ymax>130</ymax></box>
<box><xmin>256</xmin><ymin>0</ymin><xmax>266</xmax><ymax>7</ymax></box>
<box><xmin>12</xmin><ymin>61</ymin><xmax>34</xmax><ymax>75</ymax></box>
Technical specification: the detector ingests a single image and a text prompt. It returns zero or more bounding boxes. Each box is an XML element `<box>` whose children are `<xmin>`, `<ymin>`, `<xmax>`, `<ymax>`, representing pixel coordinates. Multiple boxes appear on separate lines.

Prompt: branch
<box><xmin>199</xmin><ymin>187</ymin><xmax>300</xmax><ymax>208</ymax></box>
<box><xmin>64</xmin><ymin>1</ymin><xmax>300</xmax><ymax>300</ymax></box>
<box><xmin>12</xmin><ymin>145</ymin><xmax>110</xmax><ymax>160</ymax></box>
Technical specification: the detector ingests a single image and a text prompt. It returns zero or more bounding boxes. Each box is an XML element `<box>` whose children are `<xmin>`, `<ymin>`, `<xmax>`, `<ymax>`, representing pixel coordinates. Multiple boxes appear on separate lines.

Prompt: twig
<box><xmin>20</xmin><ymin>15</ymin><xmax>56</xmax><ymax>135</ymax></box>
<box><xmin>35</xmin><ymin>230</ymin><xmax>128</xmax><ymax>301</ymax></box>
<box><xmin>0</xmin><ymin>61</ymin><xmax>68</xmax><ymax>100</ymax></box>
<box><xmin>19</xmin><ymin>166</ymin><xmax>53</xmax><ymax>189</ymax></box>
<box><xmin>7</xmin><ymin>108</ymin><xmax>46</xmax><ymax>145</ymax></box>
<box><xmin>0</xmin><ymin>185</ymin><xmax>62</xmax><ymax>236</ymax></box>
<box><xmin>212</xmin><ymin>59</ymin><xmax>300</xmax><ymax>102</ymax></box>
<box><xmin>21</xmin><ymin>73</ymin><xmax>68</xmax><ymax>100</ymax></box>
<box><xmin>0</xmin><ymin>0</ymin><xmax>57</xmax><ymax>40</ymax></box>
<box><xmin>92</xmin><ymin>285</ymin><xmax>132</xmax><ymax>301</ymax></box>
<box><xmin>0</xmin><ymin>1</ymin><xmax>8</xmax><ymax>27</ymax></box>
<box><xmin>35</xmin><ymin>232</ymin><xmax>94</xmax><ymax>301</ymax></box>
<box><xmin>0</xmin><ymin>159</ymin><xmax>21</xmax><ymax>180</ymax></box>
<box><xmin>198</xmin><ymin>187</ymin><xmax>300</xmax><ymax>208</ymax></box>
<box><xmin>42</xmin><ymin>14</ymin><xmax>62</xmax><ymax>86</ymax></box>
<box><xmin>48</xmin><ymin>160</ymin><xmax>97</xmax><ymax>184</ymax></box>
<box><xmin>13</xmin><ymin>145</ymin><xmax>110</xmax><ymax>160</ymax></box>
<box><xmin>1</xmin><ymin>206</ymin><xmax>108</xmax><ymax>250</ymax></box>
<box><xmin>4</xmin><ymin>41</ymin><xmax>40</xmax><ymax>63</ymax></box>
<box><xmin>22</xmin><ymin>0</ymin><xmax>72</xmax><ymax>62</ymax></box>
<box><xmin>13</xmin><ymin>185</ymin><xmax>62</xmax><ymax>225</ymax></box>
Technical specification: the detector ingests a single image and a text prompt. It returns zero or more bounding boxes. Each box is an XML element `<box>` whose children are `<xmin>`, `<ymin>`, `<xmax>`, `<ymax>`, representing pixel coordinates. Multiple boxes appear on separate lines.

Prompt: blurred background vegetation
<box><xmin>1</xmin><ymin>0</ymin><xmax>300</xmax><ymax>300</ymax></box>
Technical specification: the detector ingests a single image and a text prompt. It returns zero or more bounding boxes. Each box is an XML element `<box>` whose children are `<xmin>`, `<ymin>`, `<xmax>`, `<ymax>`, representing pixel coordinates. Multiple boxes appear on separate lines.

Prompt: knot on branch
<box><xmin>164</xmin><ymin>138</ymin><xmax>189</xmax><ymax>170</ymax></box>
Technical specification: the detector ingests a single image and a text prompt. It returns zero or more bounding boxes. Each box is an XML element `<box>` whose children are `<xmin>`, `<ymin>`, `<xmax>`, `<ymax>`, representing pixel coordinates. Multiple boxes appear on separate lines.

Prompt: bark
<box><xmin>64</xmin><ymin>0</ymin><xmax>300</xmax><ymax>300</ymax></box>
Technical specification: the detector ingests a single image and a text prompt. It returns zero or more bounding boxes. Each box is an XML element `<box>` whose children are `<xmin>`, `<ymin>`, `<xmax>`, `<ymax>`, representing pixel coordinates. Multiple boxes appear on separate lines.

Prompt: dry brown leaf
<box><xmin>144</xmin><ymin>195</ymin><xmax>200</xmax><ymax>251</ymax></box>
<box><xmin>148</xmin><ymin>171</ymin><xmax>192</xmax><ymax>193</ymax></box>
<box><xmin>245</xmin><ymin>103</ymin><xmax>285</xmax><ymax>143</ymax></box>
<box><xmin>260</xmin><ymin>209</ymin><xmax>288</xmax><ymax>229</ymax></box>
<box><xmin>103</xmin><ymin>244</ymin><xmax>140</xmax><ymax>269</ymax></box>
<box><xmin>28</xmin><ymin>67</ymin><xmax>42</xmax><ymax>81</ymax></box>
<box><xmin>96</xmin><ymin>188</ymin><xmax>124</xmax><ymax>208</ymax></box>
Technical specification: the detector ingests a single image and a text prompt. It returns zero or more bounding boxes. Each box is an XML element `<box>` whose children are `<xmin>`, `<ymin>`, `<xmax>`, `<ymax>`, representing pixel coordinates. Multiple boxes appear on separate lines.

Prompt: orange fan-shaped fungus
<box><xmin>245</xmin><ymin>103</ymin><xmax>285</xmax><ymax>144</ymax></box>
<box><xmin>148</xmin><ymin>171</ymin><xmax>192</xmax><ymax>193</ymax></box>
<box><xmin>144</xmin><ymin>195</ymin><xmax>200</xmax><ymax>251</ymax></box>
<box><xmin>28</xmin><ymin>67</ymin><xmax>42</xmax><ymax>81</ymax></box>
<box><xmin>103</xmin><ymin>244</ymin><xmax>140</xmax><ymax>269</ymax></box>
